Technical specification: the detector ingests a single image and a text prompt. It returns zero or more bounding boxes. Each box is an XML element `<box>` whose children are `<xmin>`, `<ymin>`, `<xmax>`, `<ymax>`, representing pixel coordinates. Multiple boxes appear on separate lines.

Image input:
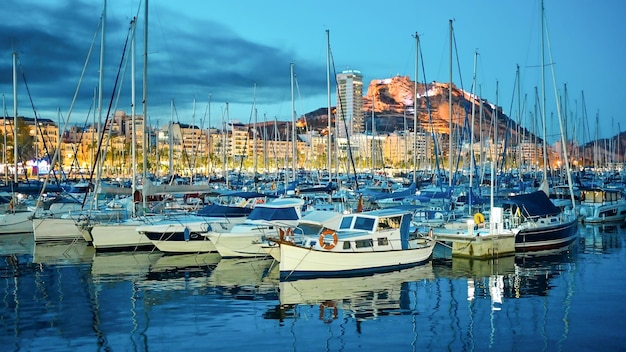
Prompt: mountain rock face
<box><xmin>303</xmin><ymin>75</ymin><xmax>532</xmax><ymax>144</ymax></box>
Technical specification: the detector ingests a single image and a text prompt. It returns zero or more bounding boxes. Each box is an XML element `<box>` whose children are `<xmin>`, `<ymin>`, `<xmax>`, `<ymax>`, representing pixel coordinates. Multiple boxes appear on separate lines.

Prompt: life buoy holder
<box><xmin>279</xmin><ymin>227</ymin><xmax>294</xmax><ymax>242</ymax></box>
<box><xmin>474</xmin><ymin>212</ymin><xmax>485</xmax><ymax>225</ymax></box>
<box><xmin>319</xmin><ymin>229</ymin><xmax>338</xmax><ymax>250</ymax></box>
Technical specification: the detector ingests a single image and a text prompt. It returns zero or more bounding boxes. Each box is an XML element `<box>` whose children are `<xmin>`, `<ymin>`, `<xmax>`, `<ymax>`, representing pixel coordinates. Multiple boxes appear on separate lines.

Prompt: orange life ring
<box><xmin>319</xmin><ymin>229</ymin><xmax>338</xmax><ymax>250</ymax></box>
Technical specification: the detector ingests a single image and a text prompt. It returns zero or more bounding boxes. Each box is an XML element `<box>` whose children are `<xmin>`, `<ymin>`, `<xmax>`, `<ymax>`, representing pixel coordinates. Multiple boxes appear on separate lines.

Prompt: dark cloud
<box><xmin>0</xmin><ymin>0</ymin><xmax>326</xmax><ymax>124</ymax></box>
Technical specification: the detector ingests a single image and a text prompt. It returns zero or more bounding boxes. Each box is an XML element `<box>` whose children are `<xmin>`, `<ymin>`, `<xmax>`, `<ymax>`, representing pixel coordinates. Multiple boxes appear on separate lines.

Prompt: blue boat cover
<box><xmin>196</xmin><ymin>204</ymin><xmax>252</xmax><ymax>217</ymax></box>
<box><xmin>248</xmin><ymin>207</ymin><xmax>300</xmax><ymax>221</ymax></box>
<box><xmin>503</xmin><ymin>191</ymin><xmax>561</xmax><ymax>217</ymax></box>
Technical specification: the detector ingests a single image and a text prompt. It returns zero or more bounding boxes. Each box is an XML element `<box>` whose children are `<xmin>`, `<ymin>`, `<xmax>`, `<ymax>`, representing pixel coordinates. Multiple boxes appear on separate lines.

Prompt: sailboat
<box><xmin>505</xmin><ymin>0</ymin><xmax>578</xmax><ymax>252</ymax></box>
<box><xmin>89</xmin><ymin>9</ymin><xmax>161</xmax><ymax>251</ymax></box>
<box><xmin>0</xmin><ymin>51</ymin><xmax>36</xmax><ymax>235</ymax></box>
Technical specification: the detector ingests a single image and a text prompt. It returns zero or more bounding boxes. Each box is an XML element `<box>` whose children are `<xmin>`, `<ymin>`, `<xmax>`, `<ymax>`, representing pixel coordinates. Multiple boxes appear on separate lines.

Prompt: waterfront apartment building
<box><xmin>336</xmin><ymin>70</ymin><xmax>364</xmax><ymax>136</ymax></box>
<box><xmin>0</xmin><ymin>116</ymin><xmax>59</xmax><ymax>160</ymax></box>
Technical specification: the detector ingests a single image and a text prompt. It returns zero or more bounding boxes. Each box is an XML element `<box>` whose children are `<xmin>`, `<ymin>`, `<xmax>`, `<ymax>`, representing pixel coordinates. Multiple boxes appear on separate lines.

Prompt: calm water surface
<box><xmin>1</xmin><ymin>223</ymin><xmax>625</xmax><ymax>351</ymax></box>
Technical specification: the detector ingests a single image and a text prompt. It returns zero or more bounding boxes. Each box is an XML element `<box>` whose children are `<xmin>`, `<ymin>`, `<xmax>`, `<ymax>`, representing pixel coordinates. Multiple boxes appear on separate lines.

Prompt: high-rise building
<box><xmin>336</xmin><ymin>70</ymin><xmax>364</xmax><ymax>136</ymax></box>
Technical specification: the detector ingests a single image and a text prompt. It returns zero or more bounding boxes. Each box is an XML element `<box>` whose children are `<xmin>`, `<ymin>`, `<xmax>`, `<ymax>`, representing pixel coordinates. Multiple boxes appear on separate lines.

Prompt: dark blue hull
<box><xmin>279</xmin><ymin>258</ymin><xmax>431</xmax><ymax>281</ymax></box>
<box><xmin>515</xmin><ymin>219</ymin><xmax>579</xmax><ymax>252</ymax></box>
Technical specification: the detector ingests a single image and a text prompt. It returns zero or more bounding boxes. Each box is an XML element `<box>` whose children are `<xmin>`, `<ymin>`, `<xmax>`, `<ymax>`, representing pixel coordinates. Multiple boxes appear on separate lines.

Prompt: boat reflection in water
<box><xmin>0</xmin><ymin>233</ymin><xmax>34</xmax><ymax>256</ymax></box>
<box><xmin>91</xmin><ymin>250</ymin><xmax>163</xmax><ymax>281</ymax></box>
<box><xmin>32</xmin><ymin>240</ymin><xmax>94</xmax><ymax>265</ymax></box>
<box><xmin>279</xmin><ymin>263</ymin><xmax>435</xmax><ymax>323</ymax></box>
<box><xmin>209</xmin><ymin>257</ymin><xmax>278</xmax><ymax>297</ymax></box>
<box><xmin>579</xmin><ymin>223</ymin><xmax>624</xmax><ymax>254</ymax></box>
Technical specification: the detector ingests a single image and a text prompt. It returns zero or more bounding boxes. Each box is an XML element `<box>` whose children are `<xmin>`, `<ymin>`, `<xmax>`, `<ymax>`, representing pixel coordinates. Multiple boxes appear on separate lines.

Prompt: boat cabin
<box><xmin>580</xmin><ymin>188</ymin><xmax>623</xmax><ymax>204</ymax></box>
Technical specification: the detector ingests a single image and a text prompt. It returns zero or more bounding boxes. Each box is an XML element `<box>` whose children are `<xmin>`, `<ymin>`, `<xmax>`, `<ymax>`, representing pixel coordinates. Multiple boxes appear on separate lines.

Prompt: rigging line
<box><xmin>499</xmin><ymin>69</ymin><xmax>520</xmax><ymax>172</ymax></box>
<box><xmin>170</xmin><ymin>100</ymin><xmax>193</xmax><ymax>176</ymax></box>
<box><xmin>328</xmin><ymin>49</ymin><xmax>358</xmax><ymax>190</ymax></box>
<box><xmin>293</xmin><ymin>74</ymin><xmax>310</xmax><ymax>136</ymax></box>
<box><xmin>84</xmin><ymin>19</ymin><xmax>133</xmax><ymax>207</ymax></box>
<box><xmin>418</xmin><ymin>43</ymin><xmax>444</xmax><ymax>189</ymax></box>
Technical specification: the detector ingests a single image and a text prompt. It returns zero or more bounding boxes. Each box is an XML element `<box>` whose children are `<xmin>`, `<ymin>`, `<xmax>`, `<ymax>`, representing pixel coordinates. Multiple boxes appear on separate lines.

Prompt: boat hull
<box><xmin>207</xmin><ymin>230</ymin><xmax>272</xmax><ymax>258</ymax></box>
<box><xmin>91</xmin><ymin>222</ymin><xmax>154</xmax><ymax>251</ymax></box>
<box><xmin>279</xmin><ymin>241</ymin><xmax>434</xmax><ymax>281</ymax></box>
<box><xmin>0</xmin><ymin>210</ymin><xmax>34</xmax><ymax>234</ymax></box>
<box><xmin>515</xmin><ymin>219</ymin><xmax>579</xmax><ymax>252</ymax></box>
<box><xmin>147</xmin><ymin>230</ymin><xmax>216</xmax><ymax>253</ymax></box>
<box><xmin>33</xmin><ymin>217</ymin><xmax>84</xmax><ymax>241</ymax></box>
<box><xmin>579</xmin><ymin>203</ymin><xmax>626</xmax><ymax>223</ymax></box>
<box><xmin>140</xmin><ymin>220</ymin><xmax>216</xmax><ymax>253</ymax></box>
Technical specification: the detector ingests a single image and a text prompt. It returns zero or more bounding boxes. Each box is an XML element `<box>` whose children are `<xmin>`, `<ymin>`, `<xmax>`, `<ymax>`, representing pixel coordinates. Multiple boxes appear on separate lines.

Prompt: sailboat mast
<box><xmin>469</xmin><ymin>50</ymin><xmax>477</xmax><ymax>214</ymax></box>
<box><xmin>142</xmin><ymin>0</ymin><xmax>148</xmax><ymax>211</ymax></box>
<box><xmin>413</xmin><ymin>32</ymin><xmax>419</xmax><ymax>185</ymax></box>
<box><xmin>491</xmin><ymin>81</ymin><xmax>498</xmax><ymax>214</ymax></box>
<box><xmin>130</xmin><ymin>17</ymin><xmax>137</xmax><ymax>217</ymax></box>
<box><xmin>252</xmin><ymin>85</ymin><xmax>257</xmax><ymax>182</ymax></box>
<box><xmin>371</xmin><ymin>93</ymin><xmax>376</xmax><ymax>174</ymax></box>
<box><xmin>97</xmin><ymin>0</ymin><xmax>105</xmax><ymax>183</ymax></box>
<box><xmin>12</xmin><ymin>51</ymin><xmax>17</xmax><ymax>184</ymax></box>
<box><xmin>2</xmin><ymin>94</ymin><xmax>6</xmax><ymax>183</ymax></box>
<box><xmin>326</xmin><ymin>30</ymin><xmax>332</xmax><ymax>179</ymax></box>
<box><xmin>169</xmin><ymin>99</ymin><xmax>174</xmax><ymax>178</ymax></box>
<box><xmin>224</xmin><ymin>102</ymin><xmax>229</xmax><ymax>188</ymax></box>
<box><xmin>290</xmin><ymin>62</ymin><xmax>296</xmax><ymax>182</ymax></box>
<box><xmin>208</xmin><ymin>94</ymin><xmax>212</xmax><ymax>177</ymax></box>
<box><xmin>448</xmin><ymin>19</ymin><xmax>453</xmax><ymax>188</ymax></box>
<box><xmin>540</xmin><ymin>0</ymin><xmax>548</xmax><ymax>185</ymax></box>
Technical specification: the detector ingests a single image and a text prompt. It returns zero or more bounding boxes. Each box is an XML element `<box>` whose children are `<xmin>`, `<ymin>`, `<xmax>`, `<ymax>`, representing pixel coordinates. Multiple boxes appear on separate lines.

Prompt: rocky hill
<box><xmin>297</xmin><ymin>76</ymin><xmax>624</xmax><ymax>166</ymax></box>
<box><xmin>302</xmin><ymin>75</ymin><xmax>536</xmax><ymax>144</ymax></box>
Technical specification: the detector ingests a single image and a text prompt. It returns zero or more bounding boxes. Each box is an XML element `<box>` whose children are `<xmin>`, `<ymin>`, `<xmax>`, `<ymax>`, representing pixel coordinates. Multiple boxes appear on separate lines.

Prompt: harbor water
<box><xmin>1</xmin><ymin>223</ymin><xmax>624</xmax><ymax>351</ymax></box>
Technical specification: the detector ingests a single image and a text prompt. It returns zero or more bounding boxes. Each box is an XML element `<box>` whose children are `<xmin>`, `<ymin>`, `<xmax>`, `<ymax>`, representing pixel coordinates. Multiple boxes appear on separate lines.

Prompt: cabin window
<box><xmin>378</xmin><ymin>237</ymin><xmax>389</xmax><ymax>246</ymax></box>
<box><xmin>298</xmin><ymin>223</ymin><xmax>319</xmax><ymax>236</ymax></box>
<box><xmin>594</xmin><ymin>191</ymin><xmax>603</xmax><ymax>203</ymax></box>
<box><xmin>355</xmin><ymin>239</ymin><xmax>374</xmax><ymax>248</ymax></box>
<box><xmin>340</xmin><ymin>216</ymin><xmax>354</xmax><ymax>229</ymax></box>
<box><xmin>342</xmin><ymin>241</ymin><xmax>351</xmax><ymax>250</ymax></box>
<box><xmin>378</xmin><ymin>216</ymin><xmax>401</xmax><ymax>230</ymax></box>
<box><xmin>354</xmin><ymin>217</ymin><xmax>375</xmax><ymax>231</ymax></box>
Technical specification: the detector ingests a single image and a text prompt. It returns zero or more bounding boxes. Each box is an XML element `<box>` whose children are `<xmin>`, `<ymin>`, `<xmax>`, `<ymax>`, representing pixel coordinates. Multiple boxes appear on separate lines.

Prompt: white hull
<box><xmin>138</xmin><ymin>217</ymin><xmax>218</xmax><ymax>253</ymax></box>
<box><xmin>207</xmin><ymin>228</ymin><xmax>272</xmax><ymax>258</ymax></box>
<box><xmin>579</xmin><ymin>202</ymin><xmax>626</xmax><ymax>223</ymax></box>
<box><xmin>279</xmin><ymin>241</ymin><xmax>434</xmax><ymax>280</ymax></box>
<box><xmin>91</xmin><ymin>221</ymin><xmax>153</xmax><ymax>250</ymax></box>
<box><xmin>33</xmin><ymin>217</ymin><xmax>84</xmax><ymax>242</ymax></box>
<box><xmin>152</xmin><ymin>238</ymin><xmax>216</xmax><ymax>253</ymax></box>
<box><xmin>0</xmin><ymin>210</ymin><xmax>34</xmax><ymax>234</ymax></box>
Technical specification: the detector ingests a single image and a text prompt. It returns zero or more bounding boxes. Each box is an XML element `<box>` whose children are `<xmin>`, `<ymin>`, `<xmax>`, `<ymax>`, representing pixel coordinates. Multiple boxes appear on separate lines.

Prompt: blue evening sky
<box><xmin>1</xmin><ymin>0</ymin><xmax>623</xmax><ymax>143</ymax></box>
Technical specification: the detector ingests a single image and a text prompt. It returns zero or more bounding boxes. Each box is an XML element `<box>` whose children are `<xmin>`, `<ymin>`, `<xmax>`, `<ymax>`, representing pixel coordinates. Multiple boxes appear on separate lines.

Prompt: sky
<box><xmin>1</xmin><ymin>0</ymin><xmax>624</xmax><ymax>144</ymax></box>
